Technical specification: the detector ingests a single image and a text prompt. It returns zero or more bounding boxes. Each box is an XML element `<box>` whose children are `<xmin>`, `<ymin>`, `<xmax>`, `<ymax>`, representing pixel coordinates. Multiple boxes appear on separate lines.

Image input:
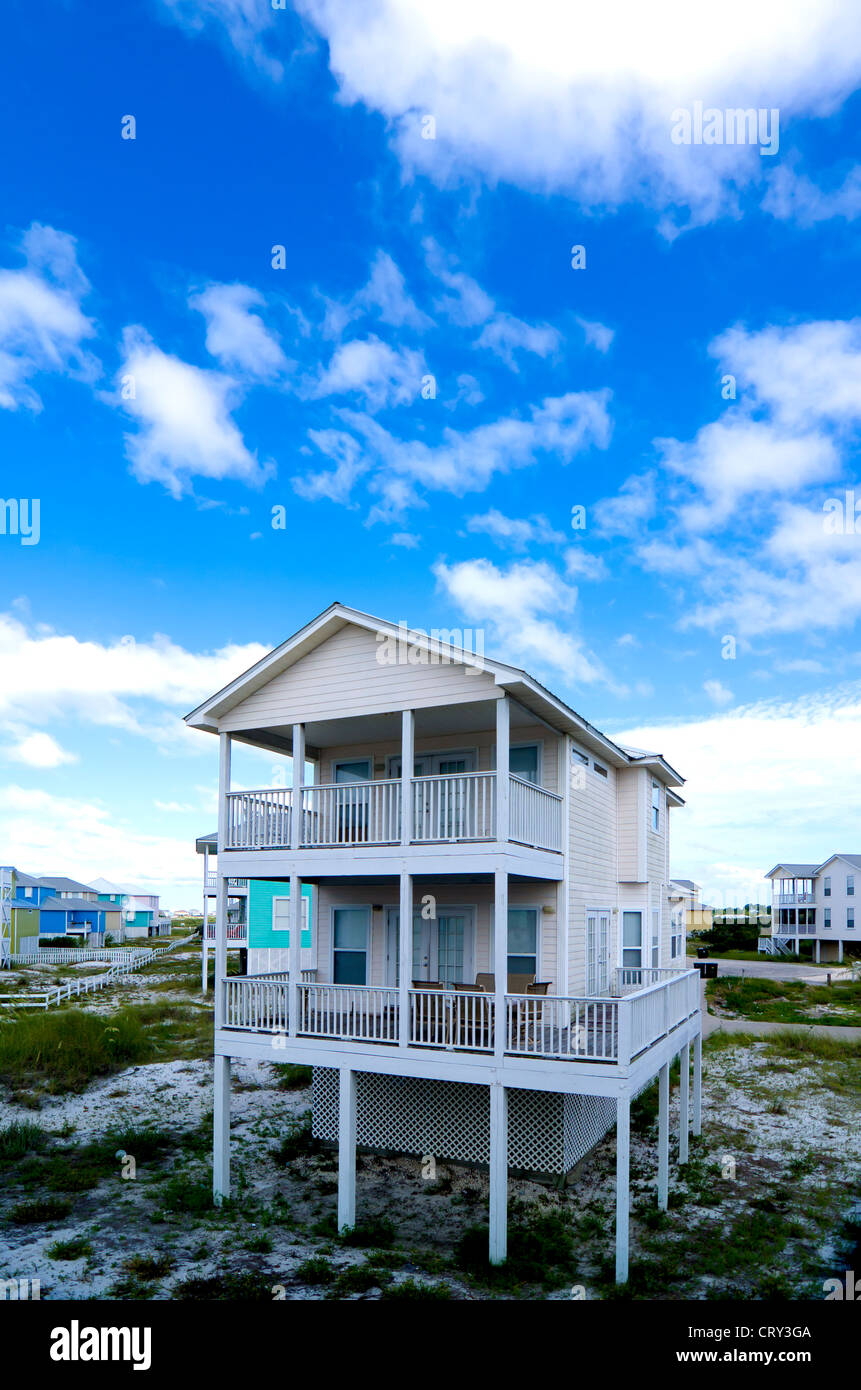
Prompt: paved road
<box><xmin>693</xmin><ymin>975</ymin><xmax>861</xmax><ymax>1040</ymax></box>
<box><xmin>687</xmin><ymin>956</ymin><xmax>854</xmax><ymax>985</ymax></box>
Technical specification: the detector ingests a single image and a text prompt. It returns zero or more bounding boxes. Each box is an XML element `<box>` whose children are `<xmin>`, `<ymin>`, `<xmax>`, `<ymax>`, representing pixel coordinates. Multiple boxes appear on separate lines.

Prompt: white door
<box><xmin>587</xmin><ymin>911</ymin><xmax>610</xmax><ymax>994</ymax></box>
<box><xmin>385</xmin><ymin>908</ymin><xmax>473</xmax><ymax>985</ymax></box>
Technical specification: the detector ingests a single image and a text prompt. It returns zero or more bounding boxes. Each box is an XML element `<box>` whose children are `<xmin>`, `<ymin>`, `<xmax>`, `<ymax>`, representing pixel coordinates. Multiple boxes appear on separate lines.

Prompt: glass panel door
<box><xmin>332</xmin><ymin>907</ymin><xmax>368</xmax><ymax>984</ymax></box>
<box><xmin>333</xmin><ymin>759</ymin><xmax>371</xmax><ymax>843</ymax></box>
<box><xmin>622</xmin><ymin>911</ymin><xmax>643</xmax><ymax>969</ymax></box>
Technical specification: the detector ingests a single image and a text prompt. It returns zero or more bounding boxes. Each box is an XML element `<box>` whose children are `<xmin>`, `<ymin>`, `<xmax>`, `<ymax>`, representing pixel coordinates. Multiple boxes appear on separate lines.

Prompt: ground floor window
<box><xmin>332</xmin><ymin>907</ymin><xmax>369</xmax><ymax>984</ymax></box>
<box><xmin>507</xmin><ymin>908</ymin><xmax>538</xmax><ymax>977</ymax></box>
<box><xmin>622</xmin><ymin>910</ymin><xmax>643</xmax><ymax>969</ymax></box>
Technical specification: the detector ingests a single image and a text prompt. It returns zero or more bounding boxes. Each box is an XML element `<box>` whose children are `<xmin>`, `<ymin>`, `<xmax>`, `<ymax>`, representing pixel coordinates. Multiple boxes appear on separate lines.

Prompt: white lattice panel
<box><xmin>312</xmin><ymin>1069</ymin><xmax>618</xmax><ymax>1175</ymax></box>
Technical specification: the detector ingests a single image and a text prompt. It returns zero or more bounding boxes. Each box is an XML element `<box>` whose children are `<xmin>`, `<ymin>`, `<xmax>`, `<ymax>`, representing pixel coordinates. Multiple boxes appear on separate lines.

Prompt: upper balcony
<box><xmin>777</xmin><ymin>892</ymin><xmax>814</xmax><ymax>905</ymax></box>
<box><xmin>223</xmin><ymin>771</ymin><xmax>563</xmax><ymax>856</ymax></box>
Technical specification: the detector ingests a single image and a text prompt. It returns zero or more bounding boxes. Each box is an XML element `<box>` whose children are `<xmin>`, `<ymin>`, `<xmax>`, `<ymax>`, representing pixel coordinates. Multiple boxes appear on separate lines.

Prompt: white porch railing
<box><xmin>205</xmin><ymin>873</ymin><xmax>248</xmax><ymax>892</ymax></box>
<box><xmin>411</xmin><ymin>772</ymin><xmax>496</xmax><ymax>842</ymax></box>
<box><xmin>221</xmin><ymin>968</ymin><xmax>701</xmax><ymax>1066</ymax></box>
<box><xmin>225</xmin><ymin>789</ymin><xmax>292</xmax><ymax>849</ymax></box>
<box><xmin>205</xmin><ymin>922</ymin><xmax>248</xmax><ymax>941</ymax></box>
<box><xmin>509</xmin><ymin>774</ymin><xmax>564</xmax><ymax>852</ymax></box>
<box><xmin>778</xmin><ymin>892</ymin><xmax>814</xmax><ymax>905</ymax></box>
<box><xmin>302</xmin><ymin>781</ymin><xmax>401</xmax><ymax>847</ymax></box>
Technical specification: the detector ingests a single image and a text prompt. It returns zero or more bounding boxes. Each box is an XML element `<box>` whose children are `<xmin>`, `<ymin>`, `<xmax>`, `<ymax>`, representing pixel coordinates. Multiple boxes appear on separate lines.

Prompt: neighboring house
<box><xmin>185</xmin><ymin>603</ymin><xmax>702</xmax><ymax>1282</ymax></box>
<box><xmin>765</xmin><ymin>856</ymin><xmax>861</xmax><ymax>961</ymax></box>
<box><xmin>2</xmin><ymin>868</ymin><xmax>40</xmax><ymax>953</ymax></box>
<box><xmin>668</xmin><ymin>880</ymin><xmax>697</xmax><ymax>956</ymax></box>
<box><xmin>88</xmin><ymin>878</ymin><xmax>162</xmax><ymax>939</ymax></box>
<box><xmin>39</xmin><ymin>896</ymin><xmax>107</xmax><ymax>945</ymax></box>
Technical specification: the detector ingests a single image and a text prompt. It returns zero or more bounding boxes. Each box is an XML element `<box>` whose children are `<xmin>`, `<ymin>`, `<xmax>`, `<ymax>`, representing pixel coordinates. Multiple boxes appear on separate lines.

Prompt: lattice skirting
<box><xmin>311</xmin><ymin>1069</ymin><xmax>617</xmax><ymax>1175</ymax></box>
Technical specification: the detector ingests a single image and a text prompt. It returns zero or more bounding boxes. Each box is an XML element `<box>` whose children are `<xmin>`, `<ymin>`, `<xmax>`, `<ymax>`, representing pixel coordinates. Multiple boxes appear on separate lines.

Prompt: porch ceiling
<box><xmin>231</xmin><ymin>698</ymin><xmax>547</xmax><ymax>759</ymax></box>
<box><xmin>245</xmin><ymin>872</ymin><xmax>554</xmax><ymax>887</ymax></box>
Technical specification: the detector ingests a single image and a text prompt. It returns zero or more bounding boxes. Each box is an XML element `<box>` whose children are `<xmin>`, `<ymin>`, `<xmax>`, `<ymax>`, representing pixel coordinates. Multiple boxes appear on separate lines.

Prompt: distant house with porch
<box><xmin>765</xmin><ymin>855</ymin><xmax>861</xmax><ymax>960</ymax></box>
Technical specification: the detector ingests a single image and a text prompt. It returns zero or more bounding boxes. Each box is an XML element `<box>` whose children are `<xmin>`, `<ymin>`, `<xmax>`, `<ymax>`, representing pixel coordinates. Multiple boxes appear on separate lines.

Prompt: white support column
<box><xmin>838</xmin><ymin>939</ymin><xmax>844</xmax><ymax>963</ymax></box>
<box><xmin>679</xmin><ymin>1042</ymin><xmax>690</xmax><ymax>1164</ymax></box>
<box><xmin>201</xmin><ymin>844</ymin><xmax>209</xmax><ymax>994</ymax></box>
<box><xmin>213</xmin><ymin>1053</ymin><xmax>231</xmax><ymax>1202</ymax></box>
<box><xmin>289</xmin><ymin>873</ymin><xmax>301</xmax><ymax>1038</ymax></box>
<box><xmin>495</xmin><ymin>694</ymin><xmax>510</xmax><ymax>843</ymax></box>
<box><xmin>400</xmin><ymin>709</ymin><xmax>414</xmax><ymax>847</ymax></box>
<box><xmin>615</xmin><ymin>1092</ymin><xmax>631</xmax><ymax>1284</ymax></box>
<box><xmin>815</xmin><ymin>939</ymin><xmax>821</xmax><ymax>964</ymax></box>
<box><xmin>489</xmin><ymin>1082</ymin><xmax>508</xmax><ymax>1265</ymax></box>
<box><xmin>692</xmin><ymin>1032</ymin><xmax>702</xmax><ymax>1136</ymax></box>
<box><xmin>337</xmin><ymin>1067</ymin><xmax>357</xmax><ymax>1232</ymax></box>
<box><xmin>214</xmin><ymin>734</ymin><xmax>231</xmax><ymax>1032</ymax></box>
<box><xmin>657</xmin><ymin>1061</ymin><xmax>669</xmax><ymax>1209</ymax></box>
<box><xmin>398</xmin><ymin>870</ymin><xmax>412</xmax><ymax>1047</ymax></box>
<box><xmin>493</xmin><ymin>868</ymin><xmax>508</xmax><ymax>1060</ymax></box>
<box><xmin>290</xmin><ymin>723</ymin><xmax>305</xmax><ymax>851</ymax></box>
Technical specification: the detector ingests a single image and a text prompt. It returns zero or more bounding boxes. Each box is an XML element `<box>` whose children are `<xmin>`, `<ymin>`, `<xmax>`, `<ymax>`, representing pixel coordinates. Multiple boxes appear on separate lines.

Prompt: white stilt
<box><xmin>838</xmin><ymin>939</ymin><xmax>844</xmax><ymax>963</ymax></box>
<box><xmin>337</xmin><ymin>1067</ymin><xmax>357</xmax><ymax>1232</ymax></box>
<box><xmin>679</xmin><ymin>1042</ymin><xmax>690</xmax><ymax>1164</ymax></box>
<box><xmin>398</xmin><ymin>869</ymin><xmax>412</xmax><ymax>1047</ymax></box>
<box><xmin>213</xmin><ymin>1053</ymin><xmax>231</xmax><ymax>1203</ymax></box>
<box><xmin>201</xmin><ymin>844</ymin><xmax>209</xmax><ymax>994</ymax></box>
<box><xmin>657</xmin><ymin>1061</ymin><xmax>669</xmax><ymax>1209</ymax></box>
<box><xmin>489</xmin><ymin>1082</ymin><xmax>508</xmax><ymax>1264</ymax></box>
<box><xmin>692</xmin><ymin>1032</ymin><xmax>702</xmax><ymax>1137</ymax></box>
<box><xmin>615</xmin><ymin>1092</ymin><xmax>631</xmax><ymax>1283</ymax></box>
<box><xmin>815</xmin><ymin>940</ymin><xmax>821</xmax><ymax>964</ymax></box>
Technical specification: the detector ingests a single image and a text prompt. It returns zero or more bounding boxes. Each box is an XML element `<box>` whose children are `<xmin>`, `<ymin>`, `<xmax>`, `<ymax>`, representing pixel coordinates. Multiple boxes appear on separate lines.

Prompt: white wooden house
<box><xmin>766</xmin><ymin>856</ymin><xmax>861</xmax><ymax>960</ymax></box>
<box><xmin>185</xmin><ymin>604</ymin><xmax>702</xmax><ymax>1281</ymax></box>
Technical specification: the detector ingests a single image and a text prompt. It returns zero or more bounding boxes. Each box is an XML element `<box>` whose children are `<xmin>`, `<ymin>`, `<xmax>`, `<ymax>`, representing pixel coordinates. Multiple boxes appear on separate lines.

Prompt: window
<box><xmin>671</xmin><ymin>911</ymin><xmax>684</xmax><ymax>960</ymax></box>
<box><xmin>509</xmin><ymin>744</ymin><xmax>540</xmax><ymax>785</ymax></box>
<box><xmin>848</xmin><ymin>875</ymin><xmax>855</xmax><ymax>897</ymax></box>
<box><xmin>824</xmin><ymin>908</ymin><xmax>831</xmax><ymax>929</ymax></box>
<box><xmin>507</xmin><ymin>908</ymin><xmax>538</xmax><ymax>977</ymax></box>
<box><xmin>651</xmin><ymin>780</ymin><xmax>661</xmax><ymax>832</ymax></box>
<box><xmin>848</xmin><ymin>908</ymin><xmax>855</xmax><ymax>930</ymax></box>
<box><xmin>651</xmin><ymin>909</ymin><xmax>660</xmax><ymax>967</ymax></box>
<box><xmin>622</xmin><ymin>910</ymin><xmax>643</xmax><ymax>969</ymax></box>
<box><xmin>24</xmin><ymin>886</ymin><xmax>32</xmax><ymax>898</ymax></box>
<box><xmin>333</xmin><ymin>758</ymin><xmax>372</xmax><ymax>783</ymax></box>
<box><xmin>593</xmin><ymin>761</ymin><xmax>608</xmax><ymax>778</ymax></box>
<box><xmin>332</xmin><ymin>908</ymin><xmax>369</xmax><ymax>984</ymax></box>
<box><xmin>272</xmin><ymin>894</ymin><xmax>310</xmax><ymax>939</ymax></box>
<box><xmin>779</xmin><ymin>908</ymin><xmax>789</xmax><ymax>927</ymax></box>
<box><xmin>824</xmin><ymin>876</ymin><xmax>831</xmax><ymax>897</ymax></box>
<box><xmin>572</xmin><ymin>746</ymin><xmax>588</xmax><ymax>766</ymax></box>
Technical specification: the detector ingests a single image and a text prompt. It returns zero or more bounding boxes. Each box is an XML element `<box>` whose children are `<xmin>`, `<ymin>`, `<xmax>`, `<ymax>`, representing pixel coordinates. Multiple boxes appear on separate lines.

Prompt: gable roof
<box><xmin>814</xmin><ymin>853</ymin><xmax>861</xmax><ymax>874</ymax></box>
<box><xmin>184</xmin><ymin>603</ymin><xmax>685</xmax><ymax>787</ymax></box>
<box><xmin>39</xmin><ymin>896</ymin><xmax>105</xmax><ymax>912</ymax></box>
<box><xmin>765</xmin><ymin>863</ymin><xmax>820</xmax><ymax>878</ymax></box>
<box><xmin>35</xmin><ymin>876</ymin><xmax>94</xmax><ymax>894</ymax></box>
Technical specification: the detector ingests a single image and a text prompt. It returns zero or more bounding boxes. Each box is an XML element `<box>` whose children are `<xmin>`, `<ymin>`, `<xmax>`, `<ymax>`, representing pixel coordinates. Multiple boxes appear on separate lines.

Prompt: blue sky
<box><xmin>2</xmin><ymin>0</ymin><xmax>861</xmax><ymax>907</ymax></box>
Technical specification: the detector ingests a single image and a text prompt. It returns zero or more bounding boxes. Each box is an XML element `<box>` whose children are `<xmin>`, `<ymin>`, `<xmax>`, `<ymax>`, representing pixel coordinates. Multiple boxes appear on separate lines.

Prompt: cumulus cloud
<box><xmin>0</xmin><ymin>223</ymin><xmax>99</xmax><ymax>411</ymax></box>
<box><xmin>3</xmin><ymin>730</ymin><xmax>77</xmax><ymax>768</ymax></box>
<box><xmin>593</xmin><ymin>472</ymin><xmax>657</xmax><ymax>537</ymax></box>
<box><xmin>433</xmin><ymin>555</ymin><xmax>606</xmax><ymax>683</ymax></box>
<box><xmin>190</xmin><ymin>282</ymin><xmax>288</xmax><ymax>377</ymax></box>
<box><xmin>465</xmin><ymin>509</ymin><xmax>565</xmax><ymax>550</ymax></box>
<box><xmin>323</xmin><ymin>250</ymin><xmax>432</xmax><ymax>336</ymax></box>
<box><xmin>313</xmin><ymin>335</ymin><xmax>425</xmax><ymax>410</ymax></box>
<box><xmin>763</xmin><ymin>162</ymin><xmax>861</xmax><ymax>227</ymax></box>
<box><xmin>116</xmin><ymin>326</ymin><xmax>274</xmax><ymax>497</ymax></box>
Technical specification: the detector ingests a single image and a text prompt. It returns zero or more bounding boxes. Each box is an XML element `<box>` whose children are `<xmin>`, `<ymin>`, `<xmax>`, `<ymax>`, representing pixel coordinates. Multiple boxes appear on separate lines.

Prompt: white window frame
<box><xmin>620</xmin><ymin>907</ymin><xmax>645</xmax><ymax>971</ymax></box>
<box><xmin>489</xmin><ymin>902</ymin><xmax>543</xmax><ymax>982</ymax></box>
<box><xmin>272</xmin><ymin>893</ymin><xmax>310</xmax><ymax>935</ymax></box>
<box><xmin>331</xmin><ymin>757</ymin><xmax>373</xmax><ymax>783</ymax></box>
<box><xmin>651</xmin><ymin>780</ymin><xmax>661</xmax><ymax>833</ymax></box>
<box><xmin>329</xmin><ymin>904</ymin><xmax>371</xmax><ymax>985</ymax></box>
<box><xmin>386</xmin><ymin>747</ymin><xmax>479</xmax><ymax>778</ymax></box>
<box><xmin>508</xmin><ymin>740</ymin><xmax>544</xmax><ymax>787</ymax></box>
<box><xmin>586</xmin><ymin>906</ymin><xmax>612</xmax><ymax>995</ymax></box>
<box><xmin>384</xmin><ymin>904</ymin><xmax>477</xmax><ymax>986</ymax></box>
<box><xmin>848</xmin><ymin>908</ymin><xmax>855</xmax><ymax>930</ymax></box>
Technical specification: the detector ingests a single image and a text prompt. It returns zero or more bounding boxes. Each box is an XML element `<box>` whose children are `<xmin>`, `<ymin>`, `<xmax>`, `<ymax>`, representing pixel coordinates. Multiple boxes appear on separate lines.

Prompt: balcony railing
<box><xmin>205</xmin><ymin>873</ymin><xmax>249</xmax><ymax>892</ymax></box>
<box><xmin>778</xmin><ymin>892</ymin><xmax>814</xmax><ymax>905</ymax></box>
<box><xmin>205</xmin><ymin>921</ymin><xmax>248</xmax><ymax>941</ymax></box>
<box><xmin>221</xmin><ymin>968</ymin><xmax>700</xmax><ymax>1067</ymax></box>
<box><xmin>223</xmin><ymin>773</ymin><xmax>563</xmax><ymax>854</ymax></box>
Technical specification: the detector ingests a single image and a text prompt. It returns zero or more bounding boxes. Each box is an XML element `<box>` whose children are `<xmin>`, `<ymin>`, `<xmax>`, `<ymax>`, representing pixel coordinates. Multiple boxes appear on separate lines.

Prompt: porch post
<box><xmin>493</xmin><ymin>868</ymin><xmax>508</xmax><ymax>1059</ymax></box>
<box><xmin>679</xmin><ymin>1042</ymin><xmax>690</xmax><ymax>1164</ymax></box>
<box><xmin>401</xmin><ymin>709</ymin><xmax>414</xmax><ymax>846</ymax></box>
<box><xmin>657</xmin><ymin>1061</ymin><xmax>669</xmax><ymax>1209</ymax></box>
<box><xmin>495</xmin><ymin>694</ymin><xmax>510</xmax><ymax>843</ymax></box>
<box><xmin>213</xmin><ymin>1053</ymin><xmax>231</xmax><ymax>1202</ymax></box>
<box><xmin>201</xmin><ymin>843</ymin><xmax>209</xmax><ymax>994</ymax></box>
<box><xmin>615</xmin><ymin>1091</ymin><xmax>631</xmax><ymax>1283</ymax></box>
<box><xmin>815</xmin><ymin>939</ymin><xmax>821</xmax><ymax>964</ymax></box>
<box><xmin>398</xmin><ymin>870</ymin><xmax>412</xmax><ymax>1047</ymax></box>
<box><xmin>289</xmin><ymin>873</ymin><xmax>302</xmax><ymax>1038</ymax></box>
<box><xmin>337</xmin><ymin>1067</ymin><xmax>357</xmax><ymax>1232</ymax></box>
<box><xmin>838</xmin><ymin>939</ymin><xmax>844</xmax><ymax>962</ymax></box>
<box><xmin>692</xmin><ymin>1032</ymin><xmax>702</xmax><ymax>1136</ymax></box>
<box><xmin>214</xmin><ymin>734</ymin><xmax>231</xmax><ymax>1032</ymax></box>
<box><xmin>489</xmin><ymin>1082</ymin><xmax>508</xmax><ymax>1264</ymax></box>
<box><xmin>291</xmin><ymin>723</ymin><xmax>305</xmax><ymax>851</ymax></box>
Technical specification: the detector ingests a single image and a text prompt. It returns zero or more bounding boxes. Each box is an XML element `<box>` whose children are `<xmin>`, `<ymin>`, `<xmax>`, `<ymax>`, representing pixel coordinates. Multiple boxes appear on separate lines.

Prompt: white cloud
<box><xmin>433</xmin><ymin>555</ymin><xmax>605</xmax><ymax>683</ymax></box>
<box><xmin>389</xmin><ymin>531</ymin><xmax>420</xmax><ymax>549</ymax></box>
<box><xmin>0</xmin><ymin>609</ymin><xmax>269</xmax><ymax>742</ymax></box>
<box><xmin>465</xmin><ymin>509</ymin><xmax>565</xmax><ymax>550</ymax></box>
<box><xmin>593</xmin><ymin>471</ymin><xmax>656</xmax><ymax>537</ymax></box>
<box><xmin>703</xmin><ymin>678</ymin><xmax>733</xmax><ymax>707</ymax></box>
<box><xmin>160</xmin><ymin>0</ymin><xmax>284</xmax><ymax>80</ymax></box>
<box><xmin>710</xmin><ymin>319</ymin><xmax>861</xmax><ymax>432</ymax></box>
<box><xmin>190</xmin><ymin>282</ymin><xmax>288</xmax><ymax>377</ymax></box>
<box><xmin>474</xmin><ymin>313</ymin><xmax>561</xmax><ymax>368</ymax></box>
<box><xmin>0</xmin><ymin>223</ymin><xmax>98</xmax><ymax>411</ymax></box>
<box><xmin>763</xmin><ymin>163</ymin><xmax>861</xmax><ymax>226</ymax></box>
<box><xmin>616</xmin><ymin>685</ymin><xmax>861</xmax><ymax>904</ymax></box>
<box><xmin>313</xmin><ymin>335</ymin><xmax>425</xmax><ymax>410</ymax></box>
<box><xmin>322</xmin><ymin>249</ymin><xmax>432</xmax><ymax>337</ymax></box>
<box><xmin>116</xmin><ymin>326</ymin><xmax>273</xmax><ymax>497</ymax></box>
<box><xmin>292</xmin><ymin>428</ymin><xmax>369</xmax><ymax>503</ymax></box>
<box><xmin>3</xmin><ymin>731</ymin><xmax>77</xmax><ymax>768</ymax></box>
<box><xmin>564</xmin><ymin>546</ymin><xmax>608</xmax><ymax>581</ymax></box>
<box><xmin>423</xmin><ymin>238</ymin><xmax>495</xmax><ymax>326</ymax></box>
<box><xmin>576</xmin><ymin>316</ymin><xmax>615</xmax><ymax>353</ymax></box>
<box><xmin>282</xmin><ymin>0</ymin><xmax>861</xmax><ymax>225</ymax></box>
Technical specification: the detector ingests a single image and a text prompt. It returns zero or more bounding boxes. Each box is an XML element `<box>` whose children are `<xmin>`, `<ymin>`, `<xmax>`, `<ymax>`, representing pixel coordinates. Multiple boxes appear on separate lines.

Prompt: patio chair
<box><xmin>475</xmin><ymin>973</ymin><xmax>494</xmax><ymax>993</ymax></box>
<box><xmin>527</xmin><ymin>981</ymin><xmax>551</xmax><ymax>995</ymax></box>
<box><xmin>507</xmin><ymin>973</ymin><xmax>536</xmax><ymax>994</ymax></box>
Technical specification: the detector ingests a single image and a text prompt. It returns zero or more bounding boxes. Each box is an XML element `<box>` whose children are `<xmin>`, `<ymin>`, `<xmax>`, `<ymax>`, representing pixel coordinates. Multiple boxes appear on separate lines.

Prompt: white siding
<box><xmin>568</xmin><ymin>760</ymin><xmax>619</xmax><ymax>994</ymax></box>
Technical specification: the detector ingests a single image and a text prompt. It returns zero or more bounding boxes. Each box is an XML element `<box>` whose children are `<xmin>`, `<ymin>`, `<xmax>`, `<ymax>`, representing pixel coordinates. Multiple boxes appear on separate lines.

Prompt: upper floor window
<box><xmin>824</xmin><ymin>908</ymin><xmax>831</xmax><ymax>929</ymax></box>
<box><xmin>509</xmin><ymin>743</ymin><xmax>540</xmax><ymax>785</ymax></box>
<box><xmin>848</xmin><ymin>908</ymin><xmax>855</xmax><ymax>929</ymax></box>
<box><xmin>824</xmin><ymin>876</ymin><xmax>831</xmax><ymax>896</ymax></box>
<box><xmin>848</xmin><ymin>875</ymin><xmax>855</xmax><ymax>897</ymax></box>
<box><xmin>651</xmin><ymin>780</ymin><xmax>661</xmax><ymax>832</ymax></box>
<box><xmin>593</xmin><ymin>761</ymin><xmax>608</xmax><ymax>778</ymax></box>
<box><xmin>571</xmin><ymin>746</ymin><xmax>588</xmax><ymax>766</ymax></box>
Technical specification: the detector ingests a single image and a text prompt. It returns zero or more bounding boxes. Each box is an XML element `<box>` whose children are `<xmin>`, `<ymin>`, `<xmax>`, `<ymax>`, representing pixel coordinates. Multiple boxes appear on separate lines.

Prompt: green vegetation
<box><xmin>0</xmin><ymin>1119</ymin><xmax>48</xmax><ymax>1159</ymax></box>
<box><xmin>338</xmin><ymin>1215</ymin><xmax>397</xmax><ymax>1249</ymax></box>
<box><xmin>708</xmin><ymin>975</ymin><xmax>861</xmax><ymax>1026</ymax></box>
<box><xmin>456</xmin><ymin>1208</ymin><xmax>576</xmax><ymax>1289</ymax></box>
<box><xmin>0</xmin><ymin>1008</ymin><xmax>152</xmax><ymax>1093</ymax></box>
<box><xmin>274</xmin><ymin>1064</ymin><xmax>313</xmax><ymax>1091</ymax></box>
<box><xmin>174</xmin><ymin>1269</ymin><xmax>276</xmax><ymax>1301</ymax></box>
<box><xmin>123</xmin><ymin>1253</ymin><xmax>174</xmax><ymax>1280</ymax></box>
<box><xmin>46</xmin><ymin>1236</ymin><xmax>93</xmax><ymax>1260</ymax></box>
<box><xmin>381</xmin><ymin>1277</ymin><xmax>452</xmax><ymax>1300</ymax></box>
<box><xmin>9</xmin><ymin>1196</ymin><xmax>72</xmax><ymax>1224</ymax></box>
<box><xmin>272</xmin><ymin>1112</ymin><xmax>324</xmax><ymax>1164</ymax></box>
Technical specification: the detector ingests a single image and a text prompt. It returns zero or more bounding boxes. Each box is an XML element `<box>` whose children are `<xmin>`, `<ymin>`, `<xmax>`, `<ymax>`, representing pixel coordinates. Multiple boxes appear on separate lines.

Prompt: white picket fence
<box><xmin>9</xmin><ymin>947</ymin><xmax>145</xmax><ymax>967</ymax></box>
<box><xmin>0</xmin><ymin>936</ymin><xmax>194</xmax><ymax>1010</ymax></box>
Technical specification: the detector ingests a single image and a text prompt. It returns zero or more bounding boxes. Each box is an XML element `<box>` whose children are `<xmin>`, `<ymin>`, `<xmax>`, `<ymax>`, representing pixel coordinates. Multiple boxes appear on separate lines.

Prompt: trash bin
<box><xmin>697</xmin><ymin>946</ymin><xmax>709</xmax><ymax>959</ymax></box>
<box><xmin>694</xmin><ymin>960</ymin><xmax>717</xmax><ymax>979</ymax></box>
